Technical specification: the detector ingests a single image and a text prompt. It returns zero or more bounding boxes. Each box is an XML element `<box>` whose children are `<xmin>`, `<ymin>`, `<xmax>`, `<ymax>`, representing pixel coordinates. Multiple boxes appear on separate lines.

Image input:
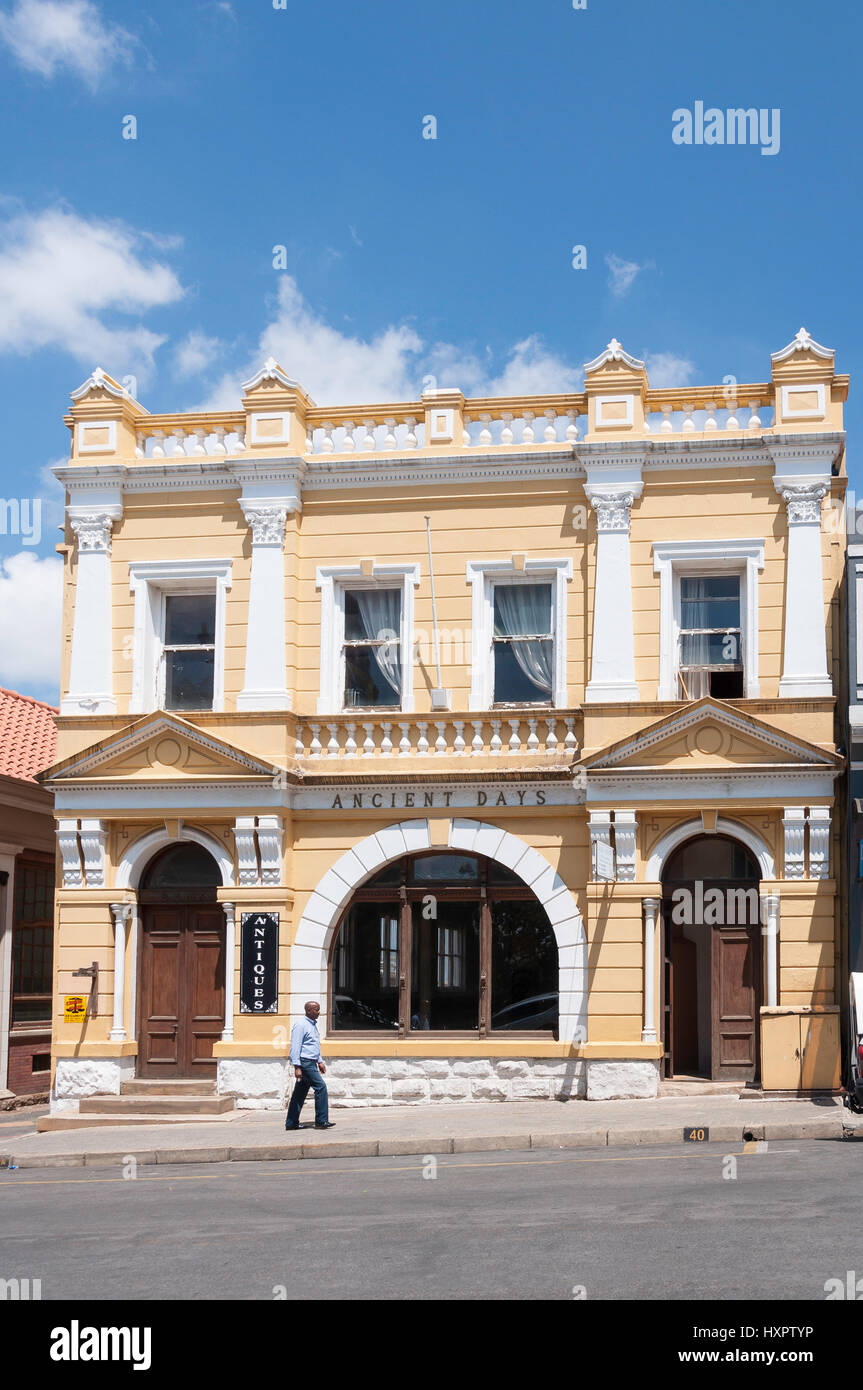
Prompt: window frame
<box><xmin>652</xmin><ymin>539</ymin><xmax>765</xmax><ymax>701</ymax></box>
<box><xmin>467</xmin><ymin>558</ymin><xmax>572</xmax><ymax>711</ymax></box>
<box><xmin>677</xmin><ymin>573</ymin><xmax>744</xmax><ymax>699</ymax></box>
<box><xmin>316</xmin><ymin>563</ymin><xmax>420</xmax><ymax>715</ymax></box>
<box><xmin>10</xmin><ymin>855</ymin><xmax>55</xmax><ymax>1030</ymax></box>
<box><xmin>329</xmin><ymin>851</ymin><xmax>559</xmax><ymax>1040</ymax></box>
<box><xmin>128</xmin><ymin>559</ymin><xmax>232</xmax><ymax>714</ymax></box>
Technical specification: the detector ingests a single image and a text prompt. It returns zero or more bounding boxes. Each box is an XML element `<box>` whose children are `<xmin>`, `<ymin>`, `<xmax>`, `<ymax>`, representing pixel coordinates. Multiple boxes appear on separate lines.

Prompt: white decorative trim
<box><xmin>58</xmin><ymin>820</ymin><xmax>83</xmax><ymax>887</ymax></box>
<box><xmin>771</xmin><ymin>327</ymin><xmax>833</xmax><ymax>363</ymax></box>
<box><xmin>290</xmin><ymin>818</ymin><xmax>588</xmax><ymax>1044</ymax></box>
<box><xmin>222</xmin><ymin>902</ymin><xmax>236</xmax><ymax>1042</ymax></box>
<box><xmin>593</xmin><ymin>395</ymin><xmax>634</xmax><ymax>431</ymax></box>
<box><xmin>76</xmin><ymin>420</ymin><xmax>117</xmax><ymax>455</ymax></box>
<box><xmin>315</xmin><ymin>563</ymin><xmax>420</xmax><ymax>715</ymax></box>
<box><xmin>642</xmin><ymin>897</ymin><xmax>660</xmax><ymax>1042</ymax></box>
<box><xmin>128</xmin><ymin>559</ymin><xmax>232</xmax><ymax>714</ymax></box>
<box><xmin>776</xmin><ymin>481</ymin><xmax>827</xmax><ymax>525</ymax></box>
<box><xmin>114</xmin><ymin>826</ymin><xmax>235</xmax><ymax>889</ymax></box>
<box><xmin>466</xmin><ymin>558</ymin><xmax>572</xmax><ymax>710</ymax></box>
<box><xmin>588</xmin><ymin>810</ymin><xmax>612</xmax><ymax>869</ymax></box>
<box><xmin>70</xmin><ymin>367</ymin><xmax>127</xmax><ymax>401</ymax></box>
<box><xmin>257</xmin><ymin>816</ymin><xmax>284</xmax><ymax>885</ymax></box>
<box><xmin>807</xmin><ymin>806</ymin><xmax>831</xmax><ymax>879</ymax></box>
<box><xmin>48</xmin><ymin>714</ymin><xmax>275</xmax><ymax>783</ymax></box>
<box><xmin>63</xmin><ymin>503</ymin><xmax>123</xmax><ymax>716</ymax></box>
<box><xmin>241</xmin><ymin>357</ymin><xmax>300</xmax><ymax>393</ymax></box>
<box><xmin>584</xmin><ymin>338</ymin><xmax>645</xmax><ymax>373</ymax></box>
<box><xmin>762</xmin><ymin>892</ymin><xmax>779</xmax><ymax>1007</ymax></box>
<box><xmin>234</xmin><ymin>817</ymin><xmax>258</xmax><ymax>886</ymax></box>
<box><xmin>613</xmin><ymin>810</ymin><xmax>637</xmax><ymax>882</ymax></box>
<box><xmin>781</xmin><ymin>384</ymin><xmax>826</xmax><ymax>422</ymax></box>
<box><xmin>249</xmin><ymin>412</ymin><xmax>290</xmax><ymax>447</ymax></box>
<box><xmin>773</xmin><ymin>479</ymin><xmax>832</xmax><ymax>698</ymax></box>
<box><xmin>79</xmin><ymin>819</ymin><xmax>107</xmax><ymax>887</ymax></box>
<box><xmin>652</xmin><ymin>538</ymin><xmax>765</xmax><ymax>700</ymax></box>
<box><xmin>782</xmin><ymin>807</ymin><xmax>806</xmax><ymax>879</ymax></box>
<box><xmin>645</xmin><ymin>817</ymin><xmax>775</xmax><ymax>880</ymax></box>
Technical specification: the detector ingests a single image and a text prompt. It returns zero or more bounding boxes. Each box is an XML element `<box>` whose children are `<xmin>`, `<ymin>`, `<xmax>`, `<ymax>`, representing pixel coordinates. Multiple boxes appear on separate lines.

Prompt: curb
<box><xmin>0</xmin><ymin>1116</ymin><xmax>849</xmax><ymax>1169</ymax></box>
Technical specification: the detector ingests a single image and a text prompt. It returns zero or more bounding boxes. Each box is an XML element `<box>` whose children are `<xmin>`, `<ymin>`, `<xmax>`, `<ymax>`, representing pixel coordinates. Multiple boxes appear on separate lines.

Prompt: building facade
<box><xmin>0</xmin><ymin>687</ymin><xmax>57</xmax><ymax>1099</ymax></box>
<box><xmin>44</xmin><ymin>329</ymin><xmax>847</xmax><ymax>1111</ymax></box>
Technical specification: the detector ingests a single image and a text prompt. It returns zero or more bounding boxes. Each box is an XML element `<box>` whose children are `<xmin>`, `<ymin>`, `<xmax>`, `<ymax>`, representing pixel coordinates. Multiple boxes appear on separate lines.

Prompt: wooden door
<box><xmin>139</xmin><ymin>904</ymin><xmax>225</xmax><ymax>1077</ymax></box>
<box><xmin>671</xmin><ymin>930</ymin><xmax>699</xmax><ymax>1075</ymax></box>
<box><xmin>711</xmin><ymin>922</ymin><xmax>759</xmax><ymax>1081</ymax></box>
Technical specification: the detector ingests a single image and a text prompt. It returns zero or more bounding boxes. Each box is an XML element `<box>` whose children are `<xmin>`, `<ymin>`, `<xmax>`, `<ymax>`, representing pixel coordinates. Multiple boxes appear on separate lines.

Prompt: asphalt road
<box><xmin>0</xmin><ymin>1139</ymin><xmax>860</xmax><ymax>1301</ymax></box>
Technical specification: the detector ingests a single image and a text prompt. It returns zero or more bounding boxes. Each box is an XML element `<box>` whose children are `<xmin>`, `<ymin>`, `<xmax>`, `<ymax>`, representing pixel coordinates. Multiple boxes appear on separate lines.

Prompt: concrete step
<box><xmin>658</xmin><ymin>1079</ymin><xmax>747</xmax><ymax>1097</ymax></box>
<box><xmin>36</xmin><ymin>1111</ymin><xmax>239</xmax><ymax>1132</ymax></box>
<box><xmin>79</xmin><ymin>1095</ymin><xmax>234</xmax><ymax>1116</ymax></box>
<box><xmin>121</xmin><ymin>1079</ymin><xmax>217</xmax><ymax>1097</ymax></box>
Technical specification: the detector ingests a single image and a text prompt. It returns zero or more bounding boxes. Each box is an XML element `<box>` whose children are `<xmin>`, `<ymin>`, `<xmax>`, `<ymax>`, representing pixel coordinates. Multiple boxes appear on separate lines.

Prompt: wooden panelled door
<box><xmin>139</xmin><ymin>904</ymin><xmax>225</xmax><ymax>1077</ymax></box>
<box><xmin>711</xmin><ymin>921</ymin><xmax>760</xmax><ymax>1082</ymax></box>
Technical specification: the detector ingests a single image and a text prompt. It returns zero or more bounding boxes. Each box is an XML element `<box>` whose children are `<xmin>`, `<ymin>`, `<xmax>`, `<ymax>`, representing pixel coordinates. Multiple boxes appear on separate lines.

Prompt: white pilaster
<box><xmin>237</xmin><ymin>501</ymin><xmax>291</xmax><ymax>711</ymax></box>
<box><xmin>613</xmin><ymin>810</ymin><xmax>637</xmax><ymax>882</ymax></box>
<box><xmin>774</xmin><ymin>481</ymin><xmax>832</xmax><ymax>697</ymax></box>
<box><xmin>642</xmin><ymin>896</ymin><xmax>660</xmax><ymax>1042</ymax></box>
<box><xmin>584</xmin><ymin>488</ymin><xmax>641</xmax><ymax>702</ymax></box>
<box><xmin>109</xmin><ymin>903</ymin><xmax>131</xmax><ymax>1041</ymax></box>
<box><xmin>62</xmin><ymin>507</ymin><xmax>121</xmax><ymax>714</ymax></box>
<box><xmin>782</xmin><ymin>807</ymin><xmax>806</xmax><ymax>879</ymax></box>
<box><xmin>222</xmin><ymin>902</ymin><xmax>236</xmax><ymax>1042</ymax></box>
<box><xmin>808</xmin><ymin>807</ymin><xmax>831</xmax><ymax>879</ymax></box>
<box><xmin>762</xmin><ymin>892</ymin><xmax>780</xmax><ymax>1006</ymax></box>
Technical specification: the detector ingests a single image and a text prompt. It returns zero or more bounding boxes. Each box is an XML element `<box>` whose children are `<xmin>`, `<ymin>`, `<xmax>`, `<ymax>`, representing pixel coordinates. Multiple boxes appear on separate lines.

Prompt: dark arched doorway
<box><xmin>137</xmin><ymin>842</ymin><xmax>225</xmax><ymax>1079</ymax></box>
<box><xmin>329</xmin><ymin>851</ymin><xmax>559</xmax><ymax>1038</ymax></box>
<box><xmin>661</xmin><ymin>834</ymin><xmax>761</xmax><ymax>1083</ymax></box>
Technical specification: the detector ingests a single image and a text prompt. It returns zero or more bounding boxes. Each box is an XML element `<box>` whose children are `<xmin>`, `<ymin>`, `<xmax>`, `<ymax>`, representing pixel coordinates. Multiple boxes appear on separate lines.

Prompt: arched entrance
<box><xmin>661</xmin><ymin>834</ymin><xmax>761</xmax><ymax>1083</ymax></box>
<box><xmin>137</xmin><ymin>842</ymin><xmax>225</xmax><ymax>1078</ymax></box>
<box><xmin>329</xmin><ymin>850</ymin><xmax>559</xmax><ymax>1037</ymax></box>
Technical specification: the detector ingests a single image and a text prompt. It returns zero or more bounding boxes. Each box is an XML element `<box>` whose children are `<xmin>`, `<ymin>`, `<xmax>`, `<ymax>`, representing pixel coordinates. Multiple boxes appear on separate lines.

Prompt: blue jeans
<box><xmin>286</xmin><ymin>1062</ymin><xmax>328</xmax><ymax>1126</ymax></box>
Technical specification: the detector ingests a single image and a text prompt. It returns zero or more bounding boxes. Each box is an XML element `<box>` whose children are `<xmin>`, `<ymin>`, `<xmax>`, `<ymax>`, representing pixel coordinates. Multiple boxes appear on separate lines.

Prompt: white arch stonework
<box><xmin>645</xmin><ymin>817</ymin><xmax>775</xmax><ymax>881</ymax></box>
<box><xmin>290</xmin><ymin>817</ymin><xmax>588</xmax><ymax>1044</ymax></box>
<box><xmin>115</xmin><ymin>825</ymin><xmax>236</xmax><ymax>889</ymax></box>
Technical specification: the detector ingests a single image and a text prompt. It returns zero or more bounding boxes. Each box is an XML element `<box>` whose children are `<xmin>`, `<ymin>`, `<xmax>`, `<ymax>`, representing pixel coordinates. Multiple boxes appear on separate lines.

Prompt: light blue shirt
<box><xmin>290</xmin><ymin>1015</ymin><xmax>322</xmax><ymax>1067</ymax></box>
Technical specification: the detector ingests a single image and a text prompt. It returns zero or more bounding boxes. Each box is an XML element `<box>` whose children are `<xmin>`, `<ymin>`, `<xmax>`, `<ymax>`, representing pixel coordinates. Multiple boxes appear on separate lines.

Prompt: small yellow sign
<box><xmin>64</xmin><ymin>994</ymin><xmax>88</xmax><ymax>1023</ymax></box>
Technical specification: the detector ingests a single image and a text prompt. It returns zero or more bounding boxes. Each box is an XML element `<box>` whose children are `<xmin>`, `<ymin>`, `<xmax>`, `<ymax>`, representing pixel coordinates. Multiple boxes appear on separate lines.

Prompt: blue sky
<box><xmin>0</xmin><ymin>0</ymin><xmax>860</xmax><ymax>702</ymax></box>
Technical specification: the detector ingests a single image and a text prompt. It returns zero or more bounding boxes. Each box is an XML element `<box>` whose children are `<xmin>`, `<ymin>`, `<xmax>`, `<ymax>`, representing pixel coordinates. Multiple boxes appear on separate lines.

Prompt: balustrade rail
<box><xmin>294</xmin><ymin>712</ymin><xmax>580</xmax><ymax>760</ymax></box>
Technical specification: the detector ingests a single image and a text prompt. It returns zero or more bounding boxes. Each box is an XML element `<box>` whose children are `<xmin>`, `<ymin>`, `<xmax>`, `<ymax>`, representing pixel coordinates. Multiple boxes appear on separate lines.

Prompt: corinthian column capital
<box><xmin>240</xmin><ymin>502</ymin><xmax>288</xmax><ymax>547</ymax></box>
<box><xmin>586</xmin><ymin>489</ymin><xmax>636</xmax><ymax>533</ymax></box>
<box><xmin>776</xmin><ymin>482</ymin><xmax>827</xmax><ymax>525</ymax></box>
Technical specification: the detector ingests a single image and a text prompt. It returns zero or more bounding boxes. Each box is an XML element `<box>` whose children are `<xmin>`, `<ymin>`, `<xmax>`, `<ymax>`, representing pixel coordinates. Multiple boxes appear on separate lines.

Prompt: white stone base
<box><xmin>585</xmin><ymin>1059</ymin><xmax>660</xmax><ymax>1100</ymax></box>
<box><xmin>51</xmin><ymin>1056</ymin><xmax>136</xmax><ymax>1114</ymax></box>
<box><xmin>218</xmin><ymin>1056</ymin><xmax>587</xmax><ymax>1108</ymax></box>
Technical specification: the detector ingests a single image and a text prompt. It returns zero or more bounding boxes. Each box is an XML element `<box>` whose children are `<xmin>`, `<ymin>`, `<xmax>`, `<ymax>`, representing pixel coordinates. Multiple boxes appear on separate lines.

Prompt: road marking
<box><xmin>0</xmin><ymin>1145</ymin><xmax>779</xmax><ymax>1187</ymax></box>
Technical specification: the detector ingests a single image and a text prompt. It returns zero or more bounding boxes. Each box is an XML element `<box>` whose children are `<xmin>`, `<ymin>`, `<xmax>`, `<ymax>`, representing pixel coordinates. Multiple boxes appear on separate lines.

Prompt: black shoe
<box><xmin>285</xmin><ymin>1122</ymin><xmax>300</xmax><ymax>1130</ymax></box>
<box><xmin>314</xmin><ymin>1121</ymin><xmax>336</xmax><ymax>1129</ymax></box>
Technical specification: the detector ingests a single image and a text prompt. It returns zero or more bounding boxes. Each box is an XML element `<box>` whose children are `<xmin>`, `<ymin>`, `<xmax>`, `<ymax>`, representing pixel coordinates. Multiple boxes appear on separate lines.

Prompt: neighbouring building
<box><xmin>0</xmin><ymin>687</ymin><xmax>57</xmax><ymax>1098</ymax></box>
<box><xmin>42</xmin><ymin>328</ymin><xmax>847</xmax><ymax>1113</ymax></box>
<box><xmin>844</xmin><ymin>510</ymin><xmax>863</xmax><ymax>980</ymax></box>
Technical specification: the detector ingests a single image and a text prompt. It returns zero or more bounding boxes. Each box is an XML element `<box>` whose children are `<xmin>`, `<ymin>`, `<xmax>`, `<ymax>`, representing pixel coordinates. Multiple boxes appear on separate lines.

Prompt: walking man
<box><xmin>285</xmin><ymin>1000</ymin><xmax>335</xmax><ymax>1130</ymax></box>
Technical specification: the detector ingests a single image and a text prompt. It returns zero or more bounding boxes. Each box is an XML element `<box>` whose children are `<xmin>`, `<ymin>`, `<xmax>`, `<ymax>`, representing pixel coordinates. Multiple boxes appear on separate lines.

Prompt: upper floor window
<box><xmin>343</xmin><ymin>587</ymin><xmax>402</xmax><ymax>708</ymax></box>
<box><xmin>492</xmin><ymin>582</ymin><xmax>554</xmax><ymax>704</ymax></box>
<box><xmin>162</xmin><ymin>594</ymin><xmax>216</xmax><ymax>710</ymax></box>
<box><xmin>678</xmin><ymin>575</ymin><xmax>743</xmax><ymax>699</ymax></box>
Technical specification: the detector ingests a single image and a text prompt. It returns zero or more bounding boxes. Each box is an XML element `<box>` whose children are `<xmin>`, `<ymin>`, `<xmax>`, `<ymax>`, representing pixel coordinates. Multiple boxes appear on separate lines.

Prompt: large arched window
<box><xmin>331</xmin><ymin>851</ymin><xmax>559</xmax><ymax>1037</ymax></box>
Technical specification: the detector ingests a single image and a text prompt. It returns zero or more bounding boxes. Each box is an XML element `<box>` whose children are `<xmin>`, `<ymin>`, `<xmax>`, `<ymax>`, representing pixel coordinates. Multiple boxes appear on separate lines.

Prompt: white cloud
<box><xmin>0</xmin><ymin>551</ymin><xmax>62</xmax><ymax>691</ymax></box>
<box><xmin>201</xmin><ymin>276</ymin><xmax>580</xmax><ymax>408</ymax></box>
<box><xmin>605</xmin><ymin>253</ymin><xmax>646</xmax><ymax>299</ymax></box>
<box><xmin>0</xmin><ymin>206</ymin><xmax>184</xmax><ymax>380</ymax></box>
<box><xmin>174</xmin><ymin>330</ymin><xmax>222</xmax><ymax>379</ymax></box>
<box><xmin>0</xmin><ymin>0</ymin><xmax>136</xmax><ymax>88</ymax></box>
<box><xmin>644</xmin><ymin>351</ymin><xmax>697</xmax><ymax>387</ymax></box>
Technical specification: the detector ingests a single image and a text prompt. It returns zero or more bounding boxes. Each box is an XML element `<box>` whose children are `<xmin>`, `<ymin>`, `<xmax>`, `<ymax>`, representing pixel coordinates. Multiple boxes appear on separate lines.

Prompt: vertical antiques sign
<box><xmin>240</xmin><ymin>912</ymin><xmax>279</xmax><ymax>1014</ymax></box>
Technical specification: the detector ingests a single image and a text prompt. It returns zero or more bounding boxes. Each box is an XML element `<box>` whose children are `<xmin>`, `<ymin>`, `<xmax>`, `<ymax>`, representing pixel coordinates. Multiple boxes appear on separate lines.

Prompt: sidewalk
<box><xmin>2</xmin><ymin>1095</ymin><xmax>861</xmax><ymax>1168</ymax></box>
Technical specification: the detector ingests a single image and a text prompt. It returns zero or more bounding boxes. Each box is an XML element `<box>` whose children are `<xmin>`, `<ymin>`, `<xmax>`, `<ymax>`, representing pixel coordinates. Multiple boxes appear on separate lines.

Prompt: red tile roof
<box><xmin>0</xmin><ymin>686</ymin><xmax>58</xmax><ymax>784</ymax></box>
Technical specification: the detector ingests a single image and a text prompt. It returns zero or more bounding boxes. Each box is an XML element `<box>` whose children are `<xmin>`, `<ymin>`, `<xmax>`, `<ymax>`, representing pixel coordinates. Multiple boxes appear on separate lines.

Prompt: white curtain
<box><xmin>353</xmin><ymin>589</ymin><xmax>401</xmax><ymax>696</ymax></box>
<box><xmin>680</xmin><ymin>578</ymin><xmax>713</xmax><ymax>698</ymax></box>
<box><xmin>494</xmin><ymin>584</ymin><xmax>553</xmax><ymax>696</ymax></box>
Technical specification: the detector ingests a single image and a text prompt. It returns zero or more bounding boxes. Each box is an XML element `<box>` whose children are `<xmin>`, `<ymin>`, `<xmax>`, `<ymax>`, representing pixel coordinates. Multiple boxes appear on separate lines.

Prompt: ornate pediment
<box><xmin>41</xmin><ymin>713</ymin><xmax>280</xmax><ymax>785</ymax></box>
<box><xmin>581</xmin><ymin>699</ymin><xmax>840</xmax><ymax>775</ymax></box>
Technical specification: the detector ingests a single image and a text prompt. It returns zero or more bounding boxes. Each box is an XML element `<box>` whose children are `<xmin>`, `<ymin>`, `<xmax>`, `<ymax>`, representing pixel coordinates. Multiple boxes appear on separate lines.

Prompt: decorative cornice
<box><xmin>584</xmin><ymin>339</ymin><xmax>645</xmax><ymax>374</ymax></box>
<box><xmin>771</xmin><ymin>328</ymin><xmax>834</xmax><ymax>364</ymax></box>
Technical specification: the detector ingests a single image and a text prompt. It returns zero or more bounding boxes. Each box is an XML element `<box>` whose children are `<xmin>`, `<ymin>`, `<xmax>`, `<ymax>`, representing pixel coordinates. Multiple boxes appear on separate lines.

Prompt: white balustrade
<box><xmin>136</xmin><ymin>422</ymin><xmax>246</xmax><ymax>458</ymax></box>
<box><xmin>293</xmin><ymin>715</ymin><xmax>579</xmax><ymax>759</ymax></box>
